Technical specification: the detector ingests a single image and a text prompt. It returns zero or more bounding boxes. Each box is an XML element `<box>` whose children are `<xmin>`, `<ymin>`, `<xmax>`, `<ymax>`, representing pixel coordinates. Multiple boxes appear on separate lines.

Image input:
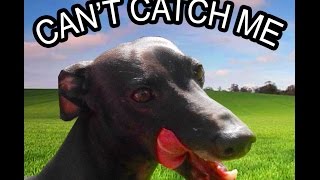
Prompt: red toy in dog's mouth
<box><xmin>156</xmin><ymin>128</ymin><xmax>238</xmax><ymax>180</ymax></box>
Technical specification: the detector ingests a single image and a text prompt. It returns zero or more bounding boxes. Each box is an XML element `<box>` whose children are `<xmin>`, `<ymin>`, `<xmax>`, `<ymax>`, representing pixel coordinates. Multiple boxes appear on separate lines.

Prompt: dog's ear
<box><xmin>58</xmin><ymin>61</ymin><xmax>92</xmax><ymax>121</ymax></box>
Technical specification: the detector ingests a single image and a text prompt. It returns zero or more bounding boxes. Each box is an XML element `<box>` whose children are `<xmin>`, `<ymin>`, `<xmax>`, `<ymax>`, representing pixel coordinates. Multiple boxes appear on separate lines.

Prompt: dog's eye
<box><xmin>131</xmin><ymin>88</ymin><xmax>154</xmax><ymax>103</ymax></box>
<box><xmin>194</xmin><ymin>64</ymin><xmax>205</xmax><ymax>87</ymax></box>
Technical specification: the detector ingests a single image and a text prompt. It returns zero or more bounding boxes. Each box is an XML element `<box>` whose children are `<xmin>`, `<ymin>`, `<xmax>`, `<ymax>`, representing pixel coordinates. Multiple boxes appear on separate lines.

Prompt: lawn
<box><xmin>24</xmin><ymin>89</ymin><xmax>294</xmax><ymax>179</ymax></box>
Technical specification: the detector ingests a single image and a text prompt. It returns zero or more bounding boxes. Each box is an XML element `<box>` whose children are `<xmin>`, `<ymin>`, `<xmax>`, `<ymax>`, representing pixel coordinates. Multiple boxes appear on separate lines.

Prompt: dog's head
<box><xmin>58</xmin><ymin>37</ymin><xmax>256</xmax><ymax>179</ymax></box>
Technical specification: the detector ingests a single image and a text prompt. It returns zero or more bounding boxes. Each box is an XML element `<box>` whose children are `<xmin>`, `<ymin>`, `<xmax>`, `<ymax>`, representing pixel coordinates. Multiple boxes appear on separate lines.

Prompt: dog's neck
<box><xmin>38</xmin><ymin>113</ymin><xmax>157</xmax><ymax>180</ymax></box>
<box><xmin>87</xmin><ymin>112</ymin><xmax>158</xmax><ymax>179</ymax></box>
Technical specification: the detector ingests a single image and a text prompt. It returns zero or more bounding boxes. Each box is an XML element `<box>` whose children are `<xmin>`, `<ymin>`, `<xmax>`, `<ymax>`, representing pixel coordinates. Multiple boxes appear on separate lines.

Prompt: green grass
<box><xmin>24</xmin><ymin>89</ymin><xmax>294</xmax><ymax>179</ymax></box>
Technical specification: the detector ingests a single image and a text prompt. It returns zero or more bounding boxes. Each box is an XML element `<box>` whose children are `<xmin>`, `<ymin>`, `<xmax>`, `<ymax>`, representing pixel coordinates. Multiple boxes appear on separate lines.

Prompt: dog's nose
<box><xmin>214</xmin><ymin>128</ymin><xmax>256</xmax><ymax>159</ymax></box>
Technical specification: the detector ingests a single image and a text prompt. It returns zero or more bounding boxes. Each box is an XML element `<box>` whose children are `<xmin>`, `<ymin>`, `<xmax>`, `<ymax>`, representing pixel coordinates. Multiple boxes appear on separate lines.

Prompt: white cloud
<box><xmin>224</xmin><ymin>0</ymin><xmax>266</xmax><ymax>8</ymax></box>
<box><xmin>24</xmin><ymin>42</ymin><xmax>67</xmax><ymax>61</ymax></box>
<box><xmin>24</xmin><ymin>22</ymin><xmax>140</xmax><ymax>88</ymax></box>
<box><xmin>24</xmin><ymin>22</ymin><xmax>139</xmax><ymax>61</ymax></box>
<box><xmin>201</xmin><ymin>32</ymin><xmax>271</xmax><ymax>55</ymax></box>
<box><xmin>288</xmin><ymin>50</ymin><xmax>295</xmax><ymax>61</ymax></box>
<box><xmin>236</xmin><ymin>0</ymin><xmax>266</xmax><ymax>7</ymax></box>
<box><xmin>58</xmin><ymin>33</ymin><xmax>110</xmax><ymax>50</ymax></box>
<box><xmin>256</xmin><ymin>54</ymin><xmax>276</xmax><ymax>63</ymax></box>
<box><xmin>228</xmin><ymin>52</ymin><xmax>282</xmax><ymax>65</ymax></box>
<box><xmin>204</xmin><ymin>50</ymin><xmax>295</xmax><ymax>90</ymax></box>
<box><xmin>215</xmin><ymin>69</ymin><xmax>230</xmax><ymax>76</ymax></box>
<box><xmin>204</xmin><ymin>68</ymin><xmax>294</xmax><ymax>91</ymax></box>
<box><xmin>24</xmin><ymin>33</ymin><xmax>109</xmax><ymax>61</ymax></box>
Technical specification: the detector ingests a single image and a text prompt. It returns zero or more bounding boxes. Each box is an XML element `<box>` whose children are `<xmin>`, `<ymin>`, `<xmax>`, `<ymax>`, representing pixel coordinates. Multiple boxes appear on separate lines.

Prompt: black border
<box><xmin>21</xmin><ymin>0</ymin><xmax>303</xmax><ymax>179</ymax></box>
<box><xmin>295</xmin><ymin>0</ymin><xmax>314</xmax><ymax>179</ymax></box>
<box><xmin>2</xmin><ymin>0</ymin><xmax>24</xmax><ymax>179</ymax></box>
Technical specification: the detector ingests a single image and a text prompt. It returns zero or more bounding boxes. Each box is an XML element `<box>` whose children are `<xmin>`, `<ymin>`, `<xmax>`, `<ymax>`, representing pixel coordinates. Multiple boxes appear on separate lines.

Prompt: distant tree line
<box><xmin>204</xmin><ymin>81</ymin><xmax>295</xmax><ymax>96</ymax></box>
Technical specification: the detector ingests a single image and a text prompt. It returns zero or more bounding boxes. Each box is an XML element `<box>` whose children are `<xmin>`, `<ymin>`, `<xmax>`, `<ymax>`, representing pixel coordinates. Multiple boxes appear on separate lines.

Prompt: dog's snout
<box><xmin>214</xmin><ymin>128</ymin><xmax>256</xmax><ymax>159</ymax></box>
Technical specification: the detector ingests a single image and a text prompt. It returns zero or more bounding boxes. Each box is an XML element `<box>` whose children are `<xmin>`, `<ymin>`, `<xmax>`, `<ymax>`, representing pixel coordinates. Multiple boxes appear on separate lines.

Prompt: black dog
<box><xmin>26</xmin><ymin>37</ymin><xmax>256</xmax><ymax>180</ymax></box>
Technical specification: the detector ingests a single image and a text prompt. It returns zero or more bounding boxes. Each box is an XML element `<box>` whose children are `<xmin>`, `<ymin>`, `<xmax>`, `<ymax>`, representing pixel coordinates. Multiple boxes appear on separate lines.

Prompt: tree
<box><xmin>251</xmin><ymin>86</ymin><xmax>259</xmax><ymax>93</ymax></box>
<box><xmin>229</xmin><ymin>84</ymin><xmax>239</xmax><ymax>92</ymax></box>
<box><xmin>256</xmin><ymin>81</ymin><xmax>279</xmax><ymax>94</ymax></box>
<box><xmin>218</xmin><ymin>86</ymin><xmax>222</xmax><ymax>91</ymax></box>
<box><xmin>204</xmin><ymin>86</ymin><xmax>214</xmax><ymax>91</ymax></box>
<box><xmin>240</xmin><ymin>86</ymin><xmax>252</xmax><ymax>93</ymax></box>
<box><xmin>264</xmin><ymin>81</ymin><xmax>274</xmax><ymax>85</ymax></box>
<box><xmin>285</xmin><ymin>85</ymin><xmax>295</xmax><ymax>95</ymax></box>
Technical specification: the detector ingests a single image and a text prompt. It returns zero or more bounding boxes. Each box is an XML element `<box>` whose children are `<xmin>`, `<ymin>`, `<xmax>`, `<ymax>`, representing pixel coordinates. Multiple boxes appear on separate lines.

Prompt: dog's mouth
<box><xmin>156</xmin><ymin>128</ymin><xmax>238</xmax><ymax>180</ymax></box>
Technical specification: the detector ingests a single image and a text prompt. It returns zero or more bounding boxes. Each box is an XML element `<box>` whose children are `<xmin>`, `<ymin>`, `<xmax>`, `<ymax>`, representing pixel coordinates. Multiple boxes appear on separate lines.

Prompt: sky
<box><xmin>24</xmin><ymin>0</ymin><xmax>295</xmax><ymax>90</ymax></box>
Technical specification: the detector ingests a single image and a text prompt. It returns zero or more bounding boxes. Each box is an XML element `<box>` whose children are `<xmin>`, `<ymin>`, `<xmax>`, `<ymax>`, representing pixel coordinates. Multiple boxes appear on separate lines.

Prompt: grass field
<box><xmin>24</xmin><ymin>89</ymin><xmax>294</xmax><ymax>179</ymax></box>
